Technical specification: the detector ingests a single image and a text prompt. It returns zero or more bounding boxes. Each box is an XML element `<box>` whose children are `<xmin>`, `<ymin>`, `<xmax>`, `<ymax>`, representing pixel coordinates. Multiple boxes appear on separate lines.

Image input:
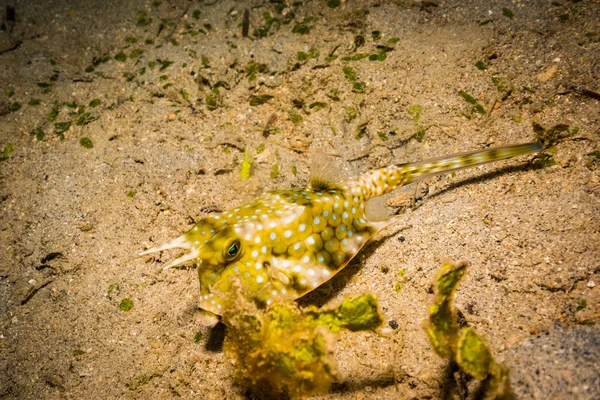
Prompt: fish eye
<box><xmin>223</xmin><ymin>239</ymin><xmax>241</xmax><ymax>261</ymax></box>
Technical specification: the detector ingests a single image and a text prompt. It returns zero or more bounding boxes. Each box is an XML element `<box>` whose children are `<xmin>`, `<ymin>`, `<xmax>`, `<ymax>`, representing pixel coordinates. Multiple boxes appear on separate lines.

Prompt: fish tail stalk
<box><xmin>354</xmin><ymin>142</ymin><xmax>542</xmax><ymax>200</ymax></box>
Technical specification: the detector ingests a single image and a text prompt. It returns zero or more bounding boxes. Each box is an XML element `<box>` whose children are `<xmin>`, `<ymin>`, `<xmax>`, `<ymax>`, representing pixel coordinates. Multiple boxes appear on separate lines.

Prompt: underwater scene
<box><xmin>1</xmin><ymin>0</ymin><xmax>599</xmax><ymax>398</ymax></box>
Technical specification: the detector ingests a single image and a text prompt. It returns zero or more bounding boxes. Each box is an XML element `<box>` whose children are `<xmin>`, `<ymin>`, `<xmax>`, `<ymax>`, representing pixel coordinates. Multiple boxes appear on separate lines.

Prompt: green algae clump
<box><xmin>309</xmin><ymin>293</ymin><xmax>382</xmax><ymax>333</ymax></box>
<box><xmin>0</xmin><ymin>143</ymin><xmax>15</xmax><ymax>161</ymax></box>
<box><xmin>458</xmin><ymin>90</ymin><xmax>486</xmax><ymax>115</ymax></box>
<box><xmin>119</xmin><ymin>298</ymin><xmax>134</xmax><ymax>312</ymax></box>
<box><xmin>424</xmin><ymin>260</ymin><xmax>466</xmax><ymax>359</ymax></box>
<box><xmin>222</xmin><ymin>293</ymin><xmax>382</xmax><ymax>398</ymax></box>
<box><xmin>456</xmin><ymin>327</ymin><xmax>494</xmax><ymax>380</ymax></box>
<box><xmin>240</xmin><ymin>148</ymin><xmax>252</xmax><ymax>181</ymax></box>
<box><xmin>423</xmin><ymin>260</ymin><xmax>512</xmax><ymax>399</ymax></box>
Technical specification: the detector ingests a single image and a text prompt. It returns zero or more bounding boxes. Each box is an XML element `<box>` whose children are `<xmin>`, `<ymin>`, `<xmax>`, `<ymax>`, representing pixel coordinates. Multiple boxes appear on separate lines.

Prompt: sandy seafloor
<box><xmin>1</xmin><ymin>0</ymin><xmax>599</xmax><ymax>398</ymax></box>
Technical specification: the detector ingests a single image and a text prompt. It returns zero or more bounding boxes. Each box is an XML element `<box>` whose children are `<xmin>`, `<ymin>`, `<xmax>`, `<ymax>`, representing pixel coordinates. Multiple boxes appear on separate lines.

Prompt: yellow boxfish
<box><xmin>141</xmin><ymin>142</ymin><xmax>541</xmax><ymax>320</ymax></box>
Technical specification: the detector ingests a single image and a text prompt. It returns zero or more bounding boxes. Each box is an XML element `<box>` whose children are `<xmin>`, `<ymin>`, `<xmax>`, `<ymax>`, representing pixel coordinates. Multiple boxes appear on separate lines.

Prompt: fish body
<box><xmin>141</xmin><ymin>142</ymin><xmax>541</xmax><ymax>317</ymax></box>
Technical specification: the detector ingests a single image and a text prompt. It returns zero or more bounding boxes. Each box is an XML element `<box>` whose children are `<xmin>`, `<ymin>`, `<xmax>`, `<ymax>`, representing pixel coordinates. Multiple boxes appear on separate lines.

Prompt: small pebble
<box><xmin>537</xmin><ymin>64</ymin><xmax>558</xmax><ymax>83</ymax></box>
<box><xmin>388</xmin><ymin>320</ymin><xmax>399</xmax><ymax>329</ymax></box>
<box><xmin>587</xmin><ymin>280</ymin><xmax>596</xmax><ymax>288</ymax></box>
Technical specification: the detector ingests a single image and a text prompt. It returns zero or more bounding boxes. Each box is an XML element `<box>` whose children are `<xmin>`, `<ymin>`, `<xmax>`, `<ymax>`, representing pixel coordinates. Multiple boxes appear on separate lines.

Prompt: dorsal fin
<box><xmin>306</xmin><ymin>151</ymin><xmax>344</xmax><ymax>191</ymax></box>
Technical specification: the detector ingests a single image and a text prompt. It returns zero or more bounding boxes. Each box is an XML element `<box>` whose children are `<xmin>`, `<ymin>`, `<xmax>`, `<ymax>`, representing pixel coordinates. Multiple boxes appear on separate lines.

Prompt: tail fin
<box><xmin>354</xmin><ymin>142</ymin><xmax>541</xmax><ymax>200</ymax></box>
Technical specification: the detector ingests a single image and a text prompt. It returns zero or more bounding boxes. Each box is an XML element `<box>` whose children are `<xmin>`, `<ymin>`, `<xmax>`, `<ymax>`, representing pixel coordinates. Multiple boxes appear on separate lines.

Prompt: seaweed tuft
<box><xmin>222</xmin><ymin>289</ymin><xmax>382</xmax><ymax>398</ymax></box>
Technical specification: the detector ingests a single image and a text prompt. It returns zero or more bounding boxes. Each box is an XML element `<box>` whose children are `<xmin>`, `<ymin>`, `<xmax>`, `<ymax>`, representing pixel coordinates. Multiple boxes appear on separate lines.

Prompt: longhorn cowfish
<box><xmin>141</xmin><ymin>142</ymin><xmax>541</xmax><ymax>320</ymax></box>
